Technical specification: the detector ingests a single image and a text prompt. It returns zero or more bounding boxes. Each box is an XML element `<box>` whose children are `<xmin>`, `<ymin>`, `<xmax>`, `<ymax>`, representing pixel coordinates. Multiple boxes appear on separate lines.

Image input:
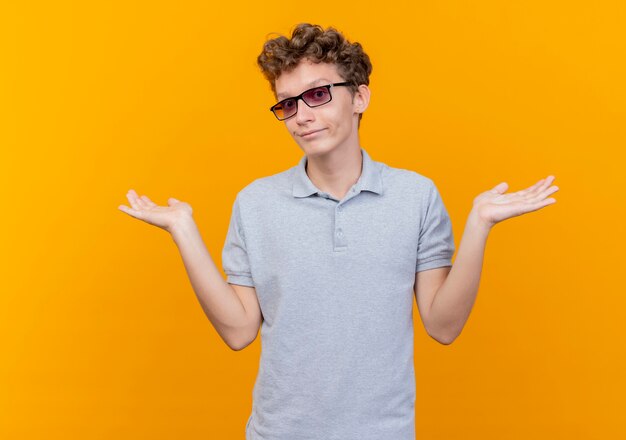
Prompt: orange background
<box><xmin>1</xmin><ymin>1</ymin><xmax>624</xmax><ymax>438</ymax></box>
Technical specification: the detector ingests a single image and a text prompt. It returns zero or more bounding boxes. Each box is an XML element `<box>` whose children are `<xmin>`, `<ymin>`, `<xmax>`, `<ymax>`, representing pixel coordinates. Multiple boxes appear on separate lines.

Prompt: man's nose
<box><xmin>295</xmin><ymin>98</ymin><xmax>314</xmax><ymax>123</ymax></box>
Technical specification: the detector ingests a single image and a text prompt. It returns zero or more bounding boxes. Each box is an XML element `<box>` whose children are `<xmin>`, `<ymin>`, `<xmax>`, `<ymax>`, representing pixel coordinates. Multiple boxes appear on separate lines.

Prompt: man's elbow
<box><xmin>426</xmin><ymin>316</ymin><xmax>461</xmax><ymax>345</ymax></box>
<box><xmin>230</xmin><ymin>340</ymin><xmax>252</xmax><ymax>351</ymax></box>
<box><xmin>228</xmin><ymin>332</ymin><xmax>258</xmax><ymax>351</ymax></box>
<box><xmin>436</xmin><ymin>335</ymin><xmax>456</xmax><ymax>345</ymax></box>
<box><xmin>429</xmin><ymin>329</ymin><xmax>457</xmax><ymax>345</ymax></box>
<box><xmin>229</xmin><ymin>340</ymin><xmax>244</xmax><ymax>351</ymax></box>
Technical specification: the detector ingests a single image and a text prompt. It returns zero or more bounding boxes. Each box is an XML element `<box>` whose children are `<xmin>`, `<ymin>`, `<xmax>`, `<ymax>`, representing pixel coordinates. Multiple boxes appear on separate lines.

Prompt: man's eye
<box><xmin>284</xmin><ymin>100</ymin><xmax>295</xmax><ymax>108</ymax></box>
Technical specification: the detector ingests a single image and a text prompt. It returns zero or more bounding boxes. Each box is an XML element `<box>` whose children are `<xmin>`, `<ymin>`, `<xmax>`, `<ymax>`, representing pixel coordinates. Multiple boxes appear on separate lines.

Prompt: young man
<box><xmin>119</xmin><ymin>23</ymin><xmax>559</xmax><ymax>440</ymax></box>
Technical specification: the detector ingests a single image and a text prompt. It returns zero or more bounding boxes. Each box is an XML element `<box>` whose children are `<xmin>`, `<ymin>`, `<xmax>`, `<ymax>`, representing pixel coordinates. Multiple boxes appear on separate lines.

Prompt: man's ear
<box><xmin>353</xmin><ymin>84</ymin><xmax>371</xmax><ymax>114</ymax></box>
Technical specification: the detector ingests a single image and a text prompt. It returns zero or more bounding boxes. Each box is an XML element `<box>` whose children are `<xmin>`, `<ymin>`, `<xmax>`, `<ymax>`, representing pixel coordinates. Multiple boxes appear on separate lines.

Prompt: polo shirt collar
<box><xmin>292</xmin><ymin>147</ymin><xmax>383</xmax><ymax>198</ymax></box>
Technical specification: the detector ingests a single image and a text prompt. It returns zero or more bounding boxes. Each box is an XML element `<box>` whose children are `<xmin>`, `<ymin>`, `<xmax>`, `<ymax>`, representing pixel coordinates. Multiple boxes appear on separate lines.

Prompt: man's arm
<box><xmin>414</xmin><ymin>266</ymin><xmax>451</xmax><ymax>343</ymax></box>
<box><xmin>416</xmin><ymin>176</ymin><xmax>559</xmax><ymax>345</ymax></box>
<box><xmin>171</xmin><ymin>218</ymin><xmax>262</xmax><ymax>351</ymax></box>
<box><xmin>415</xmin><ymin>213</ymin><xmax>489</xmax><ymax>345</ymax></box>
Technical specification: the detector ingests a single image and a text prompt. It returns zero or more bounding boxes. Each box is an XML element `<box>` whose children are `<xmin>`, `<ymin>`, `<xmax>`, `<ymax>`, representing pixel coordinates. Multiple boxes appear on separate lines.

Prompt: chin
<box><xmin>302</xmin><ymin>142</ymin><xmax>336</xmax><ymax>155</ymax></box>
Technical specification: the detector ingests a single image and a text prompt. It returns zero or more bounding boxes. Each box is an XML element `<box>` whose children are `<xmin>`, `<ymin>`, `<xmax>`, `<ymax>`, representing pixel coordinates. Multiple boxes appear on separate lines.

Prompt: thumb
<box><xmin>491</xmin><ymin>182</ymin><xmax>508</xmax><ymax>194</ymax></box>
<box><xmin>168</xmin><ymin>197</ymin><xmax>179</xmax><ymax>205</ymax></box>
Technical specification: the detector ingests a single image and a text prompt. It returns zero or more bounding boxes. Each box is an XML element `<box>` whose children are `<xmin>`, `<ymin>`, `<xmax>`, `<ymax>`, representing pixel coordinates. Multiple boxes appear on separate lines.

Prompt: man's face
<box><xmin>273</xmin><ymin>59</ymin><xmax>368</xmax><ymax>157</ymax></box>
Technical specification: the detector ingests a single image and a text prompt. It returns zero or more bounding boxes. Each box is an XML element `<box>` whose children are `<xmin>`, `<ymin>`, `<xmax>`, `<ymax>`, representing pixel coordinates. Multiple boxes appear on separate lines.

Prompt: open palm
<box><xmin>118</xmin><ymin>189</ymin><xmax>192</xmax><ymax>233</ymax></box>
<box><xmin>472</xmin><ymin>175</ymin><xmax>559</xmax><ymax>228</ymax></box>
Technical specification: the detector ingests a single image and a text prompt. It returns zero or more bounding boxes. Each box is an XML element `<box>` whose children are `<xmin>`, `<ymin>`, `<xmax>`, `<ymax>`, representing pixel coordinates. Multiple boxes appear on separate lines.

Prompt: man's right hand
<box><xmin>118</xmin><ymin>189</ymin><xmax>193</xmax><ymax>234</ymax></box>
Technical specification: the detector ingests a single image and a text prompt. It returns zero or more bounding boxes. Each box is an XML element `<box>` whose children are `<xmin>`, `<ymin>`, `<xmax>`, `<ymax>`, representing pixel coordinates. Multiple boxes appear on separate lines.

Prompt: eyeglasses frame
<box><xmin>269</xmin><ymin>81</ymin><xmax>352</xmax><ymax>121</ymax></box>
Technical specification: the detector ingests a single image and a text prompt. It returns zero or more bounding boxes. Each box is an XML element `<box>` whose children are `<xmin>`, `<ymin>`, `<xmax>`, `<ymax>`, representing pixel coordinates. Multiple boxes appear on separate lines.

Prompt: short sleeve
<box><xmin>222</xmin><ymin>194</ymin><xmax>255</xmax><ymax>287</ymax></box>
<box><xmin>416</xmin><ymin>181</ymin><xmax>455</xmax><ymax>272</ymax></box>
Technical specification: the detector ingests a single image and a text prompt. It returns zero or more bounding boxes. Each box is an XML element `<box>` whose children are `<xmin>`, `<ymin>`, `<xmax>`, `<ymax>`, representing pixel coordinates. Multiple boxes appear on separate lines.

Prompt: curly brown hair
<box><xmin>257</xmin><ymin>23</ymin><xmax>373</xmax><ymax>125</ymax></box>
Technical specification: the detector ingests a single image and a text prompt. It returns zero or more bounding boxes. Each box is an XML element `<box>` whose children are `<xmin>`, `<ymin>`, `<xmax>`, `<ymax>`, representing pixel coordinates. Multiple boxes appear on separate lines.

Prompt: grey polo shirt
<box><xmin>222</xmin><ymin>147</ymin><xmax>455</xmax><ymax>440</ymax></box>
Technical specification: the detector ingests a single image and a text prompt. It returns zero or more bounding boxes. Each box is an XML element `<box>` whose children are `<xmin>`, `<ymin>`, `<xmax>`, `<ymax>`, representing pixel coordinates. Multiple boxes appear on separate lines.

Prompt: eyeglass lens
<box><xmin>274</xmin><ymin>87</ymin><xmax>332</xmax><ymax>120</ymax></box>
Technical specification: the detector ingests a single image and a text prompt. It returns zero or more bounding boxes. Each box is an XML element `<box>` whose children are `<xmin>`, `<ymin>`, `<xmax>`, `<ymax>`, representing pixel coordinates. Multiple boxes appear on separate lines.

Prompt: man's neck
<box><xmin>305</xmin><ymin>144</ymin><xmax>363</xmax><ymax>201</ymax></box>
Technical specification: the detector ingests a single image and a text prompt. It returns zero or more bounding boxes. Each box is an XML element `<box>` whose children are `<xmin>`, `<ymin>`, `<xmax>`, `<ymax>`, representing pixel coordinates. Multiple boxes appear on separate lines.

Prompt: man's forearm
<box><xmin>428</xmin><ymin>212</ymin><xmax>491</xmax><ymax>344</ymax></box>
<box><xmin>170</xmin><ymin>218</ymin><xmax>250</xmax><ymax>349</ymax></box>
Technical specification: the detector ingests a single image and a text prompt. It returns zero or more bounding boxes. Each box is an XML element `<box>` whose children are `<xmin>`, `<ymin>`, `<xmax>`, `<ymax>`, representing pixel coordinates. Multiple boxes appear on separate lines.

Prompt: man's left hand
<box><xmin>469</xmin><ymin>175</ymin><xmax>559</xmax><ymax>229</ymax></box>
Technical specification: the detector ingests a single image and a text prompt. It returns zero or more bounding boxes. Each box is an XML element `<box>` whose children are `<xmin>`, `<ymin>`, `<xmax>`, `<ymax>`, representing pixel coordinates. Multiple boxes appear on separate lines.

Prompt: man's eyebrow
<box><xmin>276</xmin><ymin>78</ymin><xmax>333</xmax><ymax>100</ymax></box>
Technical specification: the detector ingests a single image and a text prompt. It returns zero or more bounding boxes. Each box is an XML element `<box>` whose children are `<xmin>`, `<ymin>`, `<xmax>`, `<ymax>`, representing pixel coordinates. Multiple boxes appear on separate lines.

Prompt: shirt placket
<box><xmin>318</xmin><ymin>184</ymin><xmax>359</xmax><ymax>252</ymax></box>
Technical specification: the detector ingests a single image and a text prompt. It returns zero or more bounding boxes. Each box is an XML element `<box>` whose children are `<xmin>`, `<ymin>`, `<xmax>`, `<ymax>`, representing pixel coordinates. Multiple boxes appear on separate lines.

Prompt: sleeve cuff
<box><xmin>416</xmin><ymin>257</ymin><xmax>453</xmax><ymax>273</ymax></box>
<box><xmin>226</xmin><ymin>274</ymin><xmax>255</xmax><ymax>287</ymax></box>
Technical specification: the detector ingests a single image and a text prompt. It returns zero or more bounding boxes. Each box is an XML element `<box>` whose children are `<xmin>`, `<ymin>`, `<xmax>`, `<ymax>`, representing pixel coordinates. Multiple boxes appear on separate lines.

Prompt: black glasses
<box><xmin>270</xmin><ymin>82</ymin><xmax>352</xmax><ymax>121</ymax></box>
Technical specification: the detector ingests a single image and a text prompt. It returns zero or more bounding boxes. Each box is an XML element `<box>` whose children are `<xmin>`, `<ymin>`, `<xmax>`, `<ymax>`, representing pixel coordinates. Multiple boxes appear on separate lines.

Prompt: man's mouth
<box><xmin>300</xmin><ymin>128</ymin><xmax>326</xmax><ymax>137</ymax></box>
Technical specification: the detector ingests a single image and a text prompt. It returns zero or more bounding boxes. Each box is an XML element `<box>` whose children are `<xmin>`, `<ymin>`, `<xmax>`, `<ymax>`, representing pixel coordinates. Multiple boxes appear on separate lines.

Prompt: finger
<box><xmin>537</xmin><ymin>183</ymin><xmax>559</xmax><ymax>200</ymax></box>
<box><xmin>141</xmin><ymin>195</ymin><xmax>157</xmax><ymax>207</ymax></box>
<box><xmin>490</xmin><ymin>182</ymin><xmax>508</xmax><ymax>194</ymax></box>
<box><xmin>118</xmin><ymin>204</ymin><xmax>141</xmax><ymax>218</ymax></box>
<box><xmin>517</xmin><ymin>178</ymin><xmax>545</xmax><ymax>197</ymax></box>
<box><xmin>527</xmin><ymin>184</ymin><xmax>559</xmax><ymax>204</ymax></box>
<box><xmin>135</xmin><ymin>194</ymin><xmax>148</xmax><ymax>209</ymax></box>
<box><xmin>129</xmin><ymin>190</ymin><xmax>149</xmax><ymax>209</ymax></box>
<box><xmin>524</xmin><ymin>197</ymin><xmax>558</xmax><ymax>214</ymax></box>
<box><xmin>519</xmin><ymin>175</ymin><xmax>556</xmax><ymax>199</ymax></box>
<box><xmin>532</xmin><ymin>175</ymin><xmax>556</xmax><ymax>196</ymax></box>
<box><xmin>127</xmin><ymin>190</ymin><xmax>141</xmax><ymax>210</ymax></box>
<box><xmin>129</xmin><ymin>191</ymin><xmax>149</xmax><ymax>210</ymax></box>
